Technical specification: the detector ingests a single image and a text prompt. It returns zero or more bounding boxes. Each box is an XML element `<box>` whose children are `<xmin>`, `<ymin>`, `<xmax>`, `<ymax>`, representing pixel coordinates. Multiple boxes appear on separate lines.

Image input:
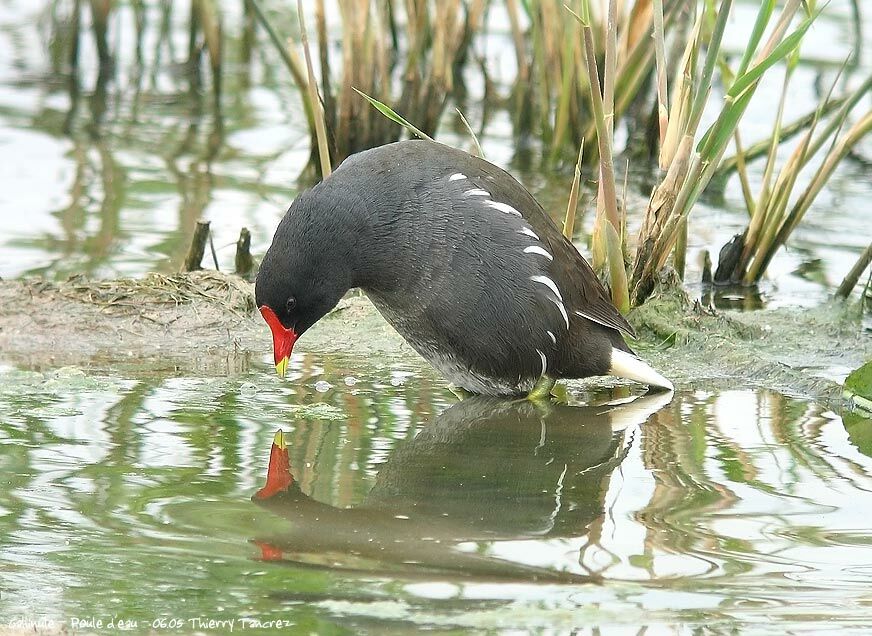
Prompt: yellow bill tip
<box><xmin>272</xmin><ymin>429</ymin><xmax>286</xmax><ymax>450</ymax></box>
<box><xmin>275</xmin><ymin>356</ymin><xmax>289</xmax><ymax>378</ymax></box>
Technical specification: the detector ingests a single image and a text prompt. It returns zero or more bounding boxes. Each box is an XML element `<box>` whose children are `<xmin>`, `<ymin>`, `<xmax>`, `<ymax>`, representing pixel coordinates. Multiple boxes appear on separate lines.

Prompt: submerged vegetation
<box><xmin>33</xmin><ymin>0</ymin><xmax>872</xmax><ymax>312</ymax></box>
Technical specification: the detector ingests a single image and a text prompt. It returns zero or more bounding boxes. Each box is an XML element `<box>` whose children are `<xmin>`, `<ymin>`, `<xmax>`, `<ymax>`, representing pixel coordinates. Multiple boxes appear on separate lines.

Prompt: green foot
<box><xmin>448</xmin><ymin>384</ymin><xmax>474</xmax><ymax>401</ymax></box>
<box><xmin>550</xmin><ymin>382</ymin><xmax>569</xmax><ymax>403</ymax></box>
<box><xmin>527</xmin><ymin>376</ymin><xmax>557</xmax><ymax>401</ymax></box>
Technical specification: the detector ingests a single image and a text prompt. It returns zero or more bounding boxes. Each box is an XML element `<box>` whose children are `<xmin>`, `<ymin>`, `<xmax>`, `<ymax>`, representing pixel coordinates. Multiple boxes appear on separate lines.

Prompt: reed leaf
<box><xmin>735</xmin><ymin>0</ymin><xmax>777</xmax><ymax>77</ymax></box>
<box><xmin>455</xmin><ymin>107</ymin><xmax>484</xmax><ymax>158</ymax></box>
<box><xmin>353</xmin><ymin>88</ymin><xmax>434</xmax><ymax>141</ymax></box>
<box><xmin>562</xmin><ymin>140</ymin><xmax>585</xmax><ymax>239</ymax></box>
<box><xmin>724</xmin><ymin>11</ymin><xmax>816</xmax><ymax>102</ymax></box>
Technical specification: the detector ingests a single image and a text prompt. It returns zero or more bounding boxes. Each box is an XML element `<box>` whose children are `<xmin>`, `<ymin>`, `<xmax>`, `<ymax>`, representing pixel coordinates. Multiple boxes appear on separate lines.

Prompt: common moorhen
<box><xmin>255</xmin><ymin>140</ymin><xmax>672</xmax><ymax>397</ymax></box>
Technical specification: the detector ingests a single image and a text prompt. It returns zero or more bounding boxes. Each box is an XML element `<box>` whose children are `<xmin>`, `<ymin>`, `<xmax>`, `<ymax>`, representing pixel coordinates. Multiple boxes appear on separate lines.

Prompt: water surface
<box><xmin>1</xmin><ymin>1</ymin><xmax>871</xmax><ymax>633</ymax></box>
<box><xmin>2</xmin><ymin>360</ymin><xmax>872</xmax><ymax>633</ymax></box>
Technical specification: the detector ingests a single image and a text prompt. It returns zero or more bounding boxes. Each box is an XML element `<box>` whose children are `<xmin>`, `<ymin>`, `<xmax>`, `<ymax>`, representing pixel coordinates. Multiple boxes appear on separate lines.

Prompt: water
<box><xmin>1</xmin><ymin>1</ymin><xmax>872</xmax><ymax>633</ymax></box>
<box><xmin>2</xmin><ymin>360</ymin><xmax>872</xmax><ymax>633</ymax></box>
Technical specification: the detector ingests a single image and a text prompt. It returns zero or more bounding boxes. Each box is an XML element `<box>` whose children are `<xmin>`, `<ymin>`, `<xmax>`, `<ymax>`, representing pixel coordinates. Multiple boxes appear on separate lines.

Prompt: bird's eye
<box><xmin>286</xmin><ymin>297</ymin><xmax>297</xmax><ymax>313</ymax></box>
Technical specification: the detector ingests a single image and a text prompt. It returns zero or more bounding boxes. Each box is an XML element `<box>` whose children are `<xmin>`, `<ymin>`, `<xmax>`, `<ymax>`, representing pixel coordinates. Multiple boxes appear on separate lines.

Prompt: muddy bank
<box><xmin>0</xmin><ymin>272</ymin><xmax>412</xmax><ymax>377</ymax></box>
<box><xmin>0</xmin><ymin>272</ymin><xmax>868</xmax><ymax>403</ymax></box>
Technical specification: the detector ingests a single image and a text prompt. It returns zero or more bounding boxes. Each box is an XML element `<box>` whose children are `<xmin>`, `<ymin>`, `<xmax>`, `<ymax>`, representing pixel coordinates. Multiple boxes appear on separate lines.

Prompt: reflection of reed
<box><xmin>635</xmin><ymin>390</ymin><xmax>872</xmax><ymax>582</ymax></box>
<box><xmin>28</xmin><ymin>0</ymin><xmax>233</xmax><ymax>276</ymax></box>
<box><xmin>638</xmin><ymin>393</ymin><xmax>740</xmax><ymax>576</ymax></box>
<box><xmin>7</xmin><ymin>364</ymin><xmax>872</xmax><ymax>613</ymax></box>
<box><xmin>772</xmin><ymin>396</ymin><xmax>872</xmax><ymax>493</ymax></box>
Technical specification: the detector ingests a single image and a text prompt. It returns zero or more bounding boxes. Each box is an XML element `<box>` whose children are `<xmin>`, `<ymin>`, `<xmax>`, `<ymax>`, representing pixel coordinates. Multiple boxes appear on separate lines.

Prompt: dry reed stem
<box><xmin>619</xmin><ymin>0</ymin><xmax>653</xmax><ymax>63</ymax></box>
<box><xmin>506</xmin><ymin>0</ymin><xmax>529</xmax><ymax>83</ymax></box>
<box><xmin>297</xmin><ymin>0</ymin><xmax>331</xmax><ymax>178</ymax></box>
<box><xmin>652</xmin><ymin>0</ymin><xmax>668</xmax><ymax>155</ymax></box>
<box><xmin>184</xmin><ymin>220</ymin><xmax>210</xmax><ymax>272</ymax></box>
<box><xmin>836</xmin><ymin>241</ymin><xmax>872</xmax><ymax>300</ymax></box>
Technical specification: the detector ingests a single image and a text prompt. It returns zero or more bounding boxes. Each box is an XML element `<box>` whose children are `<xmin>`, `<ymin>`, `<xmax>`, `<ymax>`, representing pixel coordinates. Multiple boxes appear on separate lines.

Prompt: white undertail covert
<box><xmin>609</xmin><ymin>348</ymin><xmax>674</xmax><ymax>391</ymax></box>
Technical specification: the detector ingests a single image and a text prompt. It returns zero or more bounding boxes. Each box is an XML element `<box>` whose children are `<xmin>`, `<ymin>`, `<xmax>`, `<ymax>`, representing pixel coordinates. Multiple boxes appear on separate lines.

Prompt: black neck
<box><xmin>313</xmin><ymin>176</ymin><xmax>411</xmax><ymax>295</ymax></box>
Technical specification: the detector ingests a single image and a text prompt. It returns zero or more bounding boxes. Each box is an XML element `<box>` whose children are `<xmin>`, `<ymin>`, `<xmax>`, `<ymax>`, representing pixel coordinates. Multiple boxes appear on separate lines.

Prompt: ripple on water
<box><xmin>3</xmin><ymin>359</ymin><xmax>872</xmax><ymax>631</ymax></box>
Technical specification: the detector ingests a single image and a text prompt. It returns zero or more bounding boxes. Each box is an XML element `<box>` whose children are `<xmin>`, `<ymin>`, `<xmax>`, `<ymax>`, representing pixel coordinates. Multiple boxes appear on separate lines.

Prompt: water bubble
<box><xmin>239</xmin><ymin>382</ymin><xmax>258</xmax><ymax>398</ymax></box>
<box><xmin>314</xmin><ymin>380</ymin><xmax>333</xmax><ymax>393</ymax></box>
<box><xmin>344</xmin><ymin>376</ymin><xmax>358</xmax><ymax>386</ymax></box>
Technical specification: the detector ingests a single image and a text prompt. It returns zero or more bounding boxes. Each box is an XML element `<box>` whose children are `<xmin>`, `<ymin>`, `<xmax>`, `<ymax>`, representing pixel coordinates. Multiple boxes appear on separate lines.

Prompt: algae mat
<box><xmin>0</xmin><ymin>272</ymin><xmax>868</xmax><ymax>403</ymax></box>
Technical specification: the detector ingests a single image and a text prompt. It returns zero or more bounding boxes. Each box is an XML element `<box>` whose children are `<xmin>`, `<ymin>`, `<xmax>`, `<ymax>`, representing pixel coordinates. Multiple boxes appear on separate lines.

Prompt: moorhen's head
<box><xmin>255</xmin><ymin>193</ymin><xmax>355</xmax><ymax>377</ymax></box>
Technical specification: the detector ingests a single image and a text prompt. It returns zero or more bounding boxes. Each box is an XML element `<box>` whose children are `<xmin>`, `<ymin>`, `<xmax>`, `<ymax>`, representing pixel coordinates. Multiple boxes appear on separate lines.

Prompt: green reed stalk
<box><xmin>562</xmin><ymin>140</ymin><xmax>585</xmax><ymax>239</ymax></box>
<box><xmin>630</xmin><ymin>0</ymin><xmax>824</xmax><ymax>304</ymax></box>
<box><xmin>455</xmin><ymin>107</ymin><xmax>484</xmax><ymax>158</ymax></box>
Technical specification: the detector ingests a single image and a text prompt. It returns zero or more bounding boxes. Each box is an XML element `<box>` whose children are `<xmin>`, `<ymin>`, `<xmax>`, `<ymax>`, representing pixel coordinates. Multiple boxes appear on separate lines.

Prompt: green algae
<box><xmin>282</xmin><ymin>402</ymin><xmax>347</xmax><ymax>421</ymax></box>
<box><xmin>844</xmin><ymin>361</ymin><xmax>872</xmax><ymax>416</ymax></box>
<box><xmin>1</xmin><ymin>273</ymin><xmax>869</xmax><ymax>405</ymax></box>
<box><xmin>625</xmin><ymin>277</ymin><xmax>870</xmax><ymax>404</ymax></box>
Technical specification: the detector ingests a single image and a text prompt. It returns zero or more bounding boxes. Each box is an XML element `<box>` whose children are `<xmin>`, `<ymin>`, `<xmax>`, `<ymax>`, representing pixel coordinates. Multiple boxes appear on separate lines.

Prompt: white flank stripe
<box><xmin>609</xmin><ymin>348</ymin><xmax>674</xmax><ymax>391</ymax></box>
<box><xmin>449</xmin><ymin>173</ymin><xmax>467</xmax><ymax>181</ymax></box>
<box><xmin>536</xmin><ymin>349</ymin><xmax>548</xmax><ymax>377</ymax></box>
<box><xmin>485</xmin><ymin>200</ymin><xmax>522</xmax><ymax>216</ymax></box>
<box><xmin>519</xmin><ymin>227</ymin><xmax>540</xmax><ymax>240</ymax></box>
<box><xmin>546</xmin><ymin>330</ymin><xmax>557</xmax><ymax>345</ymax></box>
<box><xmin>524</xmin><ymin>245</ymin><xmax>553</xmax><ymax>261</ymax></box>
<box><xmin>550</xmin><ymin>298</ymin><xmax>570</xmax><ymax>329</ymax></box>
<box><xmin>463</xmin><ymin>188</ymin><xmax>490</xmax><ymax>197</ymax></box>
<box><xmin>575</xmin><ymin>309</ymin><xmax>599</xmax><ymax>320</ymax></box>
<box><xmin>530</xmin><ymin>275</ymin><xmax>563</xmax><ymax>301</ymax></box>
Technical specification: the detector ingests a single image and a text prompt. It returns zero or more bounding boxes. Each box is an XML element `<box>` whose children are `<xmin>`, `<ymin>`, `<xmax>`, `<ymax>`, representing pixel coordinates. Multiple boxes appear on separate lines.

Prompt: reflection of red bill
<box><xmin>254</xmin><ymin>429</ymin><xmax>294</xmax><ymax>500</ymax></box>
<box><xmin>252</xmin><ymin>540</ymin><xmax>284</xmax><ymax>561</ymax></box>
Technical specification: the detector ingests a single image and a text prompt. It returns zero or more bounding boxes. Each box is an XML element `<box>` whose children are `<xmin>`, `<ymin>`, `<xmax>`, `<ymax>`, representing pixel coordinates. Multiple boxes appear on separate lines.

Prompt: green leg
<box><xmin>527</xmin><ymin>376</ymin><xmax>557</xmax><ymax>401</ymax></box>
<box><xmin>448</xmin><ymin>384</ymin><xmax>474</xmax><ymax>401</ymax></box>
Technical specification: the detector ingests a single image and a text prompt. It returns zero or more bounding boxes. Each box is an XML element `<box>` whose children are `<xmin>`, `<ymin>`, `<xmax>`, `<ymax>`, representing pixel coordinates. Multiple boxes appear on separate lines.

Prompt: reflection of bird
<box><xmin>366</xmin><ymin>397</ymin><xmax>627</xmax><ymax>538</ymax></box>
<box><xmin>254</xmin><ymin>140</ymin><xmax>672</xmax><ymax>397</ymax></box>
<box><xmin>251</xmin><ymin>391</ymin><xmax>672</xmax><ymax>581</ymax></box>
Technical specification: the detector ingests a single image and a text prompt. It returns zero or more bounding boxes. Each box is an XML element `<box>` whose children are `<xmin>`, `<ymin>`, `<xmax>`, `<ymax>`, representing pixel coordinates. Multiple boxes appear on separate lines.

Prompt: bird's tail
<box><xmin>609</xmin><ymin>348</ymin><xmax>674</xmax><ymax>391</ymax></box>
